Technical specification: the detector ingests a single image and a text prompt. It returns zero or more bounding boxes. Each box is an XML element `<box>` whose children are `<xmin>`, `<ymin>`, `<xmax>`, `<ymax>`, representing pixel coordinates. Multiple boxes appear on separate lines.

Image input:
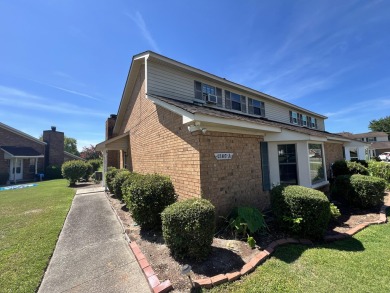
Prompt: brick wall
<box><xmin>122</xmin><ymin>67</ymin><xmax>201</xmax><ymax>199</ymax></box>
<box><xmin>0</xmin><ymin>127</ymin><xmax>45</xmax><ymax>180</ymax></box>
<box><xmin>324</xmin><ymin>142</ymin><xmax>344</xmax><ymax>177</ymax></box>
<box><xmin>199</xmin><ymin>132</ymin><xmax>268</xmax><ymax>217</ymax></box>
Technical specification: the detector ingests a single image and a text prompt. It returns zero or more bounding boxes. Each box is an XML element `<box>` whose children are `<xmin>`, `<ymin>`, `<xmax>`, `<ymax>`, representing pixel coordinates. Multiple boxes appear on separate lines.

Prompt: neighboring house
<box><xmin>0</xmin><ymin>123</ymin><xmax>82</xmax><ymax>184</ymax></box>
<box><xmin>96</xmin><ymin>51</ymin><xmax>365</xmax><ymax>217</ymax></box>
<box><xmin>339</xmin><ymin>131</ymin><xmax>390</xmax><ymax>158</ymax></box>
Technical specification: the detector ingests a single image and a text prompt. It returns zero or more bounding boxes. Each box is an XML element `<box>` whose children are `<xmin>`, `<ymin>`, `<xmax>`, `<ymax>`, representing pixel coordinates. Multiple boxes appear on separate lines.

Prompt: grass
<box><xmin>0</xmin><ymin>179</ymin><xmax>75</xmax><ymax>293</ymax></box>
<box><xmin>209</xmin><ymin>211</ymin><xmax>390</xmax><ymax>293</ymax></box>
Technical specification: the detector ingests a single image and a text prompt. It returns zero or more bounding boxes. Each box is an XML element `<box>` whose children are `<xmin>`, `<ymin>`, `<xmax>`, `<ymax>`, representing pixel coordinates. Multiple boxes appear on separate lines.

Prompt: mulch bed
<box><xmin>106</xmin><ymin>193</ymin><xmax>388</xmax><ymax>293</ymax></box>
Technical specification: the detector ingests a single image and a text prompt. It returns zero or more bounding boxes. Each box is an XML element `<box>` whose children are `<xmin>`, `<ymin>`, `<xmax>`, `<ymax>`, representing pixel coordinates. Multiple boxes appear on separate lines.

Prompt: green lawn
<box><xmin>210</xmin><ymin>210</ymin><xmax>390</xmax><ymax>293</ymax></box>
<box><xmin>0</xmin><ymin>180</ymin><xmax>75</xmax><ymax>293</ymax></box>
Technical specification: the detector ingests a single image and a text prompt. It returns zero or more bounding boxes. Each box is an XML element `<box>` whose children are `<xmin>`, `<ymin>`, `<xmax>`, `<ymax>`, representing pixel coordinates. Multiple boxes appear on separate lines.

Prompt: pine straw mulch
<box><xmin>106</xmin><ymin>193</ymin><xmax>389</xmax><ymax>293</ymax></box>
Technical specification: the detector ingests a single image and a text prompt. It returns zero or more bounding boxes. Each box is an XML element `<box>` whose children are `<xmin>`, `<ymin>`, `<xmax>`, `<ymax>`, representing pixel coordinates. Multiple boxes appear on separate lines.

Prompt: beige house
<box><xmin>97</xmin><ymin>51</ymin><xmax>361</xmax><ymax>216</ymax></box>
<box><xmin>339</xmin><ymin>131</ymin><xmax>389</xmax><ymax>159</ymax></box>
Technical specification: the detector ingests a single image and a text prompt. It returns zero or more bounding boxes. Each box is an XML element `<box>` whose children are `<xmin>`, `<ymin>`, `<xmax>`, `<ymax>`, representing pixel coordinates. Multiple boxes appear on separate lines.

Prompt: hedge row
<box><xmin>332</xmin><ymin>160</ymin><xmax>369</xmax><ymax>177</ymax></box>
<box><xmin>333</xmin><ymin>174</ymin><xmax>386</xmax><ymax>208</ymax></box>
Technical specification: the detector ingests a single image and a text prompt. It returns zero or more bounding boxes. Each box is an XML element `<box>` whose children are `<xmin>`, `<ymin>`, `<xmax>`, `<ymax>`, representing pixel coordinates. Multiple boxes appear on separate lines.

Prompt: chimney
<box><xmin>106</xmin><ymin>114</ymin><xmax>117</xmax><ymax>140</ymax></box>
<box><xmin>43</xmin><ymin>127</ymin><xmax>64</xmax><ymax>167</ymax></box>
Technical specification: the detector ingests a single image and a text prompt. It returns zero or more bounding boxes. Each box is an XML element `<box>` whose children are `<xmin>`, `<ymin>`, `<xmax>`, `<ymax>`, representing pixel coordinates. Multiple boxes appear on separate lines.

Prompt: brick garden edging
<box><xmin>192</xmin><ymin>199</ymin><xmax>389</xmax><ymax>289</ymax></box>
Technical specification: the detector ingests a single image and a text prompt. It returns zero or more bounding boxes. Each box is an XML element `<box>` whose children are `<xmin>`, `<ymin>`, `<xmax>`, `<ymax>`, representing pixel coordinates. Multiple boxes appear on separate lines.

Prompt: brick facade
<box><xmin>324</xmin><ymin>142</ymin><xmax>344</xmax><ymax>178</ymax></box>
<box><xmin>0</xmin><ymin>127</ymin><xmax>45</xmax><ymax>181</ymax></box>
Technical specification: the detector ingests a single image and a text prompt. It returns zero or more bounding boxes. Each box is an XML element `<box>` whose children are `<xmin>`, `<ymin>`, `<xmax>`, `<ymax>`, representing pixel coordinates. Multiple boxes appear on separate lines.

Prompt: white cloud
<box><xmin>126</xmin><ymin>11</ymin><xmax>160</xmax><ymax>53</ymax></box>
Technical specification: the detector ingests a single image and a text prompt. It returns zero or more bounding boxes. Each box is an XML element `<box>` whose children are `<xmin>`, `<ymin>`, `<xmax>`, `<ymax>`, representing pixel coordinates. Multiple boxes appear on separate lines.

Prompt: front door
<box><xmin>10</xmin><ymin>158</ymin><xmax>23</xmax><ymax>181</ymax></box>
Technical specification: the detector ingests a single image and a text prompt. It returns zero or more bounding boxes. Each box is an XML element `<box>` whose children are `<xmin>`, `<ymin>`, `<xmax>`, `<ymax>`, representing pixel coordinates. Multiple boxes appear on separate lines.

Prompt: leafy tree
<box><xmin>80</xmin><ymin>144</ymin><xmax>101</xmax><ymax>160</ymax></box>
<box><xmin>369</xmin><ymin>116</ymin><xmax>390</xmax><ymax>139</ymax></box>
<box><xmin>64</xmin><ymin>136</ymin><xmax>80</xmax><ymax>156</ymax></box>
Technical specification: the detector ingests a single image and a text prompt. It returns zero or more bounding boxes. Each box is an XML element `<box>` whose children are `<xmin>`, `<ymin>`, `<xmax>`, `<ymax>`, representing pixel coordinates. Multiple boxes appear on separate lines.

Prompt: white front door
<box><xmin>10</xmin><ymin>158</ymin><xmax>23</xmax><ymax>181</ymax></box>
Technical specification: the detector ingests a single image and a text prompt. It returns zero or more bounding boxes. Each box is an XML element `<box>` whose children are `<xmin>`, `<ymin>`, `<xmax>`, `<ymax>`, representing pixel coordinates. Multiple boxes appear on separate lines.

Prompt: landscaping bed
<box><xmin>107</xmin><ymin>192</ymin><xmax>389</xmax><ymax>293</ymax></box>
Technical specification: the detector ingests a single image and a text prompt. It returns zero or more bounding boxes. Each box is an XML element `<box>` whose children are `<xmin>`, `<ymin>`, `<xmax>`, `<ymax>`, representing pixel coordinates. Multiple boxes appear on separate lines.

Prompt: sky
<box><xmin>1</xmin><ymin>0</ymin><xmax>390</xmax><ymax>150</ymax></box>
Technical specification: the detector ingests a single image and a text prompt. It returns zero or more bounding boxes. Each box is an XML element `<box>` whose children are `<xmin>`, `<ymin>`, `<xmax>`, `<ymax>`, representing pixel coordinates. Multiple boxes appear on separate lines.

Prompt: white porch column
<box><xmin>103</xmin><ymin>150</ymin><xmax>108</xmax><ymax>190</ymax></box>
<box><xmin>13</xmin><ymin>158</ymin><xmax>16</xmax><ymax>184</ymax></box>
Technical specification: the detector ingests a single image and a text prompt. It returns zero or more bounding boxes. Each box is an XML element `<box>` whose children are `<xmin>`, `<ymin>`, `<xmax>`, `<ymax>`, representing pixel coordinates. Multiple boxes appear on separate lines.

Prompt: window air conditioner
<box><xmin>206</xmin><ymin>94</ymin><xmax>217</xmax><ymax>104</ymax></box>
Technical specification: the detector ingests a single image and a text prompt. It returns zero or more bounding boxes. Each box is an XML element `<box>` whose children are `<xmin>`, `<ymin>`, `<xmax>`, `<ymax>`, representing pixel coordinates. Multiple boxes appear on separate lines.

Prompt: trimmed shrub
<box><xmin>111</xmin><ymin>169</ymin><xmax>132</xmax><ymax>200</ymax></box>
<box><xmin>332</xmin><ymin>160</ymin><xmax>369</xmax><ymax>177</ymax></box>
<box><xmin>106</xmin><ymin>167</ymin><xmax>120</xmax><ymax>194</ymax></box>
<box><xmin>45</xmin><ymin>165</ymin><xmax>62</xmax><ymax>180</ymax></box>
<box><xmin>61</xmin><ymin>160</ymin><xmax>88</xmax><ymax>186</ymax></box>
<box><xmin>334</xmin><ymin>174</ymin><xmax>386</xmax><ymax>208</ymax></box>
<box><xmin>271</xmin><ymin>185</ymin><xmax>331</xmax><ymax>239</ymax></box>
<box><xmin>351</xmin><ymin>159</ymin><xmax>368</xmax><ymax>168</ymax></box>
<box><xmin>332</xmin><ymin>175</ymin><xmax>352</xmax><ymax>199</ymax></box>
<box><xmin>83</xmin><ymin>162</ymin><xmax>93</xmax><ymax>181</ymax></box>
<box><xmin>123</xmin><ymin>174</ymin><xmax>176</xmax><ymax>229</ymax></box>
<box><xmin>0</xmin><ymin>172</ymin><xmax>9</xmax><ymax>185</ymax></box>
<box><xmin>368</xmin><ymin>160</ymin><xmax>390</xmax><ymax>184</ymax></box>
<box><xmin>161</xmin><ymin>199</ymin><xmax>215</xmax><ymax>260</ymax></box>
<box><xmin>88</xmin><ymin>159</ymin><xmax>102</xmax><ymax>172</ymax></box>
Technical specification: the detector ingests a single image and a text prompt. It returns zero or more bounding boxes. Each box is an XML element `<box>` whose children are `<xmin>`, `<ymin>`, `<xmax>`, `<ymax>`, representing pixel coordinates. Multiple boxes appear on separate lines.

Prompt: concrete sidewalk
<box><xmin>38</xmin><ymin>187</ymin><xmax>150</xmax><ymax>293</ymax></box>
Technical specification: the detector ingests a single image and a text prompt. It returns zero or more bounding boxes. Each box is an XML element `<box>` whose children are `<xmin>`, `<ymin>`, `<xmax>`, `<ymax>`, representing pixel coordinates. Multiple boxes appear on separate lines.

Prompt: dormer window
<box><xmin>194</xmin><ymin>81</ymin><xmax>222</xmax><ymax>107</ymax></box>
<box><xmin>248</xmin><ymin>98</ymin><xmax>265</xmax><ymax>116</ymax></box>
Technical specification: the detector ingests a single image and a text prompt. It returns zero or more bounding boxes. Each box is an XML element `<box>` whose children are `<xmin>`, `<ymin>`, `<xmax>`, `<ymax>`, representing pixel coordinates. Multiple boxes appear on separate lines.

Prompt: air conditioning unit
<box><xmin>205</xmin><ymin>94</ymin><xmax>217</xmax><ymax>104</ymax></box>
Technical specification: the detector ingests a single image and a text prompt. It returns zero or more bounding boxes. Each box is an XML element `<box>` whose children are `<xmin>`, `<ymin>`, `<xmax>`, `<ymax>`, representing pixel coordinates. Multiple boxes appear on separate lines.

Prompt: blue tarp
<box><xmin>0</xmin><ymin>184</ymin><xmax>38</xmax><ymax>191</ymax></box>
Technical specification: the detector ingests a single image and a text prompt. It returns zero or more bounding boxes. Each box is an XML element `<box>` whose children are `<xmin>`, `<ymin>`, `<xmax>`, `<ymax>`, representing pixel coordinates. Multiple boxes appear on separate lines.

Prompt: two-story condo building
<box><xmin>97</xmin><ymin>51</ymin><xmax>363</xmax><ymax>216</ymax></box>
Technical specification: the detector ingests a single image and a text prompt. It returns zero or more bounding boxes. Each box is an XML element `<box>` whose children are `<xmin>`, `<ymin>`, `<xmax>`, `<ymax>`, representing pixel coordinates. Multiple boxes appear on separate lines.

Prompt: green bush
<box><xmin>351</xmin><ymin>159</ymin><xmax>368</xmax><ymax>168</ymax></box>
<box><xmin>368</xmin><ymin>160</ymin><xmax>390</xmax><ymax>184</ymax></box>
<box><xmin>271</xmin><ymin>185</ymin><xmax>331</xmax><ymax>239</ymax></box>
<box><xmin>45</xmin><ymin>165</ymin><xmax>62</xmax><ymax>180</ymax></box>
<box><xmin>106</xmin><ymin>167</ymin><xmax>120</xmax><ymax>193</ymax></box>
<box><xmin>88</xmin><ymin>159</ymin><xmax>102</xmax><ymax>172</ymax></box>
<box><xmin>332</xmin><ymin>160</ymin><xmax>369</xmax><ymax>177</ymax></box>
<box><xmin>111</xmin><ymin>169</ymin><xmax>132</xmax><ymax>200</ymax></box>
<box><xmin>330</xmin><ymin>203</ymin><xmax>341</xmax><ymax>220</ymax></box>
<box><xmin>0</xmin><ymin>172</ymin><xmax>9</xmax><ymax>185</ymax></box>
<box><xmin>334</xmin><ymin>174</ymin><xmax>386</xmax><ymax>208</ymax></box>
<box><xmin>228</xmin><ymin>206</ymin><xmax>267</xmax><ymax>238</ymax></box>
<box><xmin>123</xmin><ymin>174</ymin><xmax>176</xmax><ymax>229</ymax></box>
<box><xmin>83</xmin><ymin>162</ymin><xmax>93</xmax><ymax>181</ymax></box>
<box><xmin>161</xmin><ymin>199</ymin><xmax>215</xmax><ymax>260</ymax></box>
<box><xmin>61</xmin><ymin>160</ymin><xmax>88</xmax><ymax>186</ymax></box>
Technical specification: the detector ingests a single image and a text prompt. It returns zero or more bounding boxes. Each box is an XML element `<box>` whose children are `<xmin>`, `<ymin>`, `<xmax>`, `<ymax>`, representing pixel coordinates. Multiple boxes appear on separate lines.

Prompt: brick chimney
<box><xmin>43</xmin><ymin>126</ymin><xmax>64</xmax><ymax>167</ymax></box>
<box><xmin>106</xmin><ymin>114</ymin><xmax>117</xmax><ymax>140</ymax></box>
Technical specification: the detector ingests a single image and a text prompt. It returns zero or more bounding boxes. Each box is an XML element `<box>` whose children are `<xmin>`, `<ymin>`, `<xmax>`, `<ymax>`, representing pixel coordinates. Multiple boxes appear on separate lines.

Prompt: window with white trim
<box><xmin>301</xmin><ymin>114</ymin><xmax>308</xmax><ymax>126</ymax></box>
<box><xmin>289</xmin><ymin>111</ymin><xmax>318</xmax><ymax>129</ymax></box>
<box><xmin>310</xmin><ymin>117</ymin><xmax>317</xmax><ymax>129</ymax></box>
<box><xmin>289</xmin><ymin>111</ymin><xmax>298</xmax><ymax>124</ymax></box>
<box><xmin>308</xmin><ymin>143</ymin><xmax>325</xmax><ymax>185</ymax></box>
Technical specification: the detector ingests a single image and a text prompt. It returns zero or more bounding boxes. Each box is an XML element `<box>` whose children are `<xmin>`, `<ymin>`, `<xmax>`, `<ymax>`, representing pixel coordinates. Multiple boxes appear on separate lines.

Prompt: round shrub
<box><xmin>0</xmin><ymin>172</ymin><xmax>9</xmax><ymax>185</ymax></box>
<box><xmin>124</xmin><ymin>174</ymin><xmax>176</xmax><ymax>229</ymax></box>
<box><xmin>332</xmin><ymin>160</ymin><xmax>368</xmax><ymax>177</ymax></box>
<box><xmin>61</xmin><ymin>160</ymin><xmax>88</xmax><ymax>186</ymax></box>
<box><xmin>88</xmin><ymin>159</ymin><xmax>102</xmax><ymax>172</ymax></box>
<box><xmin>368</xmin><ymin>160</ymin><xmax>390</xmax><ymax>184</ymax></box>
<box><xmin>161</xmin><ymin>199</ymin><xmax>215</xmax><ymax>260</ymax></box>
<box><xmin>45</xmin><ymin>165</ymin><xmax>62</xmax><ymax>180</ymax></box>
<box><xmin>271</xmin><ymin>185</ymin><xmax>331</xmax><ymax>239</ymax></box>
<box><xmin>106</xmin><ymin>167</ymin><xmax>120</xmax><ymax>194</ymax></box>
<box><xmin>111</xmin><ymin>169</ymin><xmax>132</xmax><ymax>200</ymax></box>
<box><xmin>83</xmin><ymin>162</ymin><xmax>93</xmax><ymax>181</ymax></box>
<box><xmin>335</xmin><ymin>174</ymin><xmax>386</xmax><ymax>208</ymax></box>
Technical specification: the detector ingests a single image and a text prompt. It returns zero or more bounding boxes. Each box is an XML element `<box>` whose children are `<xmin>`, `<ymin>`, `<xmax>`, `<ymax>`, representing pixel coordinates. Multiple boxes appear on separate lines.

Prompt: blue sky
<box><xmin>1</xmin><ymin>0</ymin><xmax>389</xmax><ymax>150</ymax></box>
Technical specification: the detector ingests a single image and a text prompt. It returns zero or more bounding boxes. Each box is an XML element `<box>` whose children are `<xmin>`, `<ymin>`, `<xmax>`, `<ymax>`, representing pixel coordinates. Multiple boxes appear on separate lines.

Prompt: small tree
<box><xmin>369</xmin><ymin>116</ymin><xmax>390</xmax><ymax>140</ymax></box>
<box><xmin>62</xmin><ymin>160</ymin><xmax>88</xmax><ymax>186</ymax></box>
<box><xmin>80</xmin><ymin>144</ymin><xmax>101</xmax><ymax>160</ymax></box>
<box><xmin>64</xmin><ymin>137</ymin><xmax>80</xmax><ymax>156</ymax></box>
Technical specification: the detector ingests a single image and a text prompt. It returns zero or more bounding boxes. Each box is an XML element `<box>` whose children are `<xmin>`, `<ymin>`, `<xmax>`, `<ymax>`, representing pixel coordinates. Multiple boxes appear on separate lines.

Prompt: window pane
<box><xmin>309</xmin><ymin>143</ymin><xmax>325</xmax><ymax>184</ymax></box>
<box><xmin>278</xmin><ymin>144</ymin><xmax>298</xmax><ymax>185</ymax></box>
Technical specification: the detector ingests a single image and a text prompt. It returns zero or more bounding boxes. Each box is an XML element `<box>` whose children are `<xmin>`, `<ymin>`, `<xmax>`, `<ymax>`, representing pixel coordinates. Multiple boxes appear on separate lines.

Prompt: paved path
<box><xmin>38</xmin><ymin>187</ymin><xmax>150</xmax><ymax>293</ymax></box>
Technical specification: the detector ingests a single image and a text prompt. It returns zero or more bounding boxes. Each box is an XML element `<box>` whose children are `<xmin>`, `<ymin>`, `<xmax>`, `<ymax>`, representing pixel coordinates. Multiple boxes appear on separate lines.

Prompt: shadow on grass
<box><xmin>272</xmin><ymin>237</ymin><xmax>365</xmax><ymax>264</ymax></box>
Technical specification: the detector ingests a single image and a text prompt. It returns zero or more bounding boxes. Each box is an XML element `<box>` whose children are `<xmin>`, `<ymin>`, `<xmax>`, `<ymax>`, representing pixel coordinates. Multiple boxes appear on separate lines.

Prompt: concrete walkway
<box><xmin>38</xmin><ymin>187</ymin><xmax>150</xmax><ymax>293</ymax></box>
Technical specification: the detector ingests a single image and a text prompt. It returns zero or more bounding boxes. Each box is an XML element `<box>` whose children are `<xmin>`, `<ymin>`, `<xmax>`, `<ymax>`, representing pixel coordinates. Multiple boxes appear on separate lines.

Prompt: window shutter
<box><xmin>260</xmin><ymin>142</ymin><xmax>271</xmax><ymax>191</ymax></box>
<box><xmin>225</xmin><ymin>90</ymin><xmax>231</xmax><ymax>109</ymax></box>
<box><xmin>194</xmin><ymin>81</ymin><xmax>202</xmax><ymax>100</ymax></box>
<box><xmin>289</xmin><ymin>111</ymin><xmax>293</xmax><ymax>123</ymax></box>
<box><xmin>260</xmin><ymin>102</ymin><xmax>265</xmax><ymax>117</ymax></box>
<box><xmin>240</xmin><ymin>95</ymin><xmax>246</xmax><ymax>113</ymax></box>
<box><xmin>248</xmin><ymin>98</ymin><xmax>254</xmax><ymax>114</ymax></box>
<box><xmin>216</xmin><ymin>87</ymin><xmax>223</xmax><ymax>107</ymax></box>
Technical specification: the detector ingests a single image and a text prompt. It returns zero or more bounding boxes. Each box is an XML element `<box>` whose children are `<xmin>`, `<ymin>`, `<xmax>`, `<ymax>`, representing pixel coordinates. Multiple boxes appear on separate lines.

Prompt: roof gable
<box><xmin>0</xmin><ymin>122</ymin><xmax>46</xmax><ymax>145</ymax></box>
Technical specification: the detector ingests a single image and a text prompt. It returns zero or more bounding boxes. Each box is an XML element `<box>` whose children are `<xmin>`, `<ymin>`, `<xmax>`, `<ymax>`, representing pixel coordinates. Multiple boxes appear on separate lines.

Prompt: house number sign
<box><xmin>214</xmin><ymin>153</ymin><xmax>233</xmax><ymax>160</ymax></box>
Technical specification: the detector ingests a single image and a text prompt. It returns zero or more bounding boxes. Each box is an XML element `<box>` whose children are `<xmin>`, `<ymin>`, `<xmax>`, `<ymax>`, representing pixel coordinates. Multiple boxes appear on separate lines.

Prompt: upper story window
<box><xmin>248</xmin><ymin>98</ymin><xmax>265</xmax><ymax>116</ymax></box>
<box><xmin>367</xmin><ymin>137</ymin><xmax>376</xmax><ymax>142</ymax></box>
<box><xmin>194</xmin><ymin>81</ymin><xmax>222</xmax><ymax>107</ymax></box>
<box><xmin>290</xmin><ymin>111</ymin><xmax>318</xmax><ymax>129</ymax></box>
<box><xmin>225</xmin><ymin>90</ymin><xmax>246</xmax><ymax>113</ymax></box>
